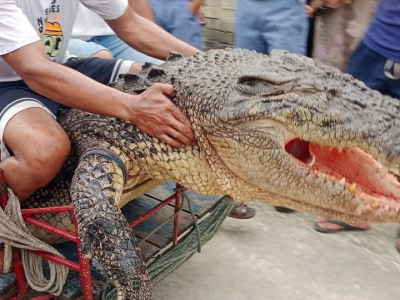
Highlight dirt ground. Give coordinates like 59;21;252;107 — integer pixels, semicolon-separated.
155;202;400;300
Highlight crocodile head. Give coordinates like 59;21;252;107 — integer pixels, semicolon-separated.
114;49;400;223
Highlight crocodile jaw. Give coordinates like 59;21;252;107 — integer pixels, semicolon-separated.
207;119;400;223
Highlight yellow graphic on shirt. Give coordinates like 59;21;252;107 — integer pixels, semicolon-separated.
41;22;63;58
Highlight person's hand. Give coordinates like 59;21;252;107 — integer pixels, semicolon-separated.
188;0;205;16
129;83;195;148
305;5;315;17
198;10;205;26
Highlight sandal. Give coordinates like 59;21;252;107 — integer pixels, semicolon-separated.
228;203;256;219
274;206;296;214
314;219;369;234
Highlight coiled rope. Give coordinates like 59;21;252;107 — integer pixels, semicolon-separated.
0;189;68;295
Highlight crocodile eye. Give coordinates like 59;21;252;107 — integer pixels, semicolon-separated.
236;76;273;95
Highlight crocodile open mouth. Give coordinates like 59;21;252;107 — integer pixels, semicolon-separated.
285;138;400;206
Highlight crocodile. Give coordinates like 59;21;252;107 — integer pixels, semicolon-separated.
13;48;400;299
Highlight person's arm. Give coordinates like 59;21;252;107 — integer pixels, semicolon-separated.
106;6;200;59
188;0;205;16
2;42;194;148
129;0;155;22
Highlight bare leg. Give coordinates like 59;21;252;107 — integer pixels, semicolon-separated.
90;50;144;74
0;108;71;201
130;61;144;73
91;49;114;60
397;227;400;253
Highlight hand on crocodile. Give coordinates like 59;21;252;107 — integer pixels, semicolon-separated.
130;83;195;148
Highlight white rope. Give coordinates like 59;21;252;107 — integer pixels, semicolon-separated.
0;188;68;295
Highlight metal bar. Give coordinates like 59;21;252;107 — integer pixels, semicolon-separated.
23;216;77;243
32;251;81;272
28;294;54;300
74;215;94;300
0;169;8;208
173;189;182;246
21;206;74;215
13;251;28;299
129;193;177;228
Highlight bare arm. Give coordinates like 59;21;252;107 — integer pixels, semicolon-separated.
129;0;155;22
2;42;194;147
106;6;200;59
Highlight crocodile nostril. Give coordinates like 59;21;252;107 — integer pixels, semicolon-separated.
328;88;338;97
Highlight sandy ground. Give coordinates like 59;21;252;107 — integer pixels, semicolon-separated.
155;202;400;300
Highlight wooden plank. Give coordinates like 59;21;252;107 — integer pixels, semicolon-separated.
58;272;106;300
122;195;196;249
146;182;223;218
120;178;163;208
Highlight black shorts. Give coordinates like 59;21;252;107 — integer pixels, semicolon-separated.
0;57;132;116
0;57;133;161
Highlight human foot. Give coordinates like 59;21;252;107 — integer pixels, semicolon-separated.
228;203;256;219
314;217;369;233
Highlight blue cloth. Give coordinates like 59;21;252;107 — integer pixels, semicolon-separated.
67;36;163;64
347;41;400;99
149;0;203;50
234;0;308;55
363;0;400;62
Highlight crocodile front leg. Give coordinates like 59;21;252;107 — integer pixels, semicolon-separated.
71;153;153;300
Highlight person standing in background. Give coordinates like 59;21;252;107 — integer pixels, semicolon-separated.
308;0;378;71
235;0;309;55
235;0;309;215
149;0;204;50
312;0;400;253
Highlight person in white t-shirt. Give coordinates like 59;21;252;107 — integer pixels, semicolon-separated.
67;1;163;64
0;0;199;203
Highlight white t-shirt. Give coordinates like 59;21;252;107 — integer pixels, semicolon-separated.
72;3;115;41
0;0;128;82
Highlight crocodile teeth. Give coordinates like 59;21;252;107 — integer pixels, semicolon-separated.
380;166;389;178
338;177;346;185
359;193;365;200
307;154;316;167
348;183;357;192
